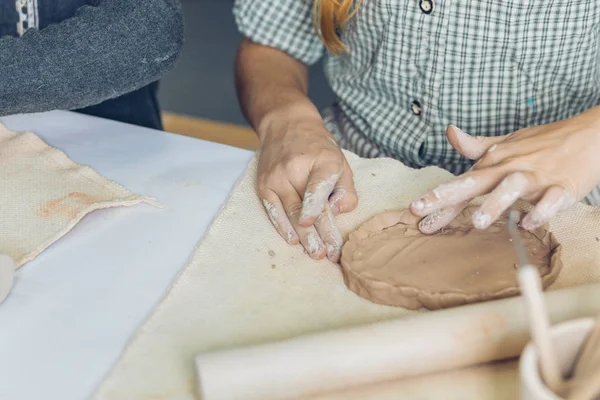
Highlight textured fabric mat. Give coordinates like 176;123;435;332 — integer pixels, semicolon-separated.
0;124;157;268
93;151;600;399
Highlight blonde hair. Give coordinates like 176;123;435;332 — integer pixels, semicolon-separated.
313;0;361;55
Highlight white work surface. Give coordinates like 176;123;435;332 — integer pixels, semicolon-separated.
0;111;253;400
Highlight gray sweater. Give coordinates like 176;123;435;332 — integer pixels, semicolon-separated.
0;0;184;129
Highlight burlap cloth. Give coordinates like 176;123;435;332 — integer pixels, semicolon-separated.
92;151;600;399
0;124;157;268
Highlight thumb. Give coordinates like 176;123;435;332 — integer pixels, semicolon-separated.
447;125;503;160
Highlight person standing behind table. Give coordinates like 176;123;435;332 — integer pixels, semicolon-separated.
0;0;184;130
233;0;600;263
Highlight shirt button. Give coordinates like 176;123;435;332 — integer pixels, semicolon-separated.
420;0;434;14
411;100;423;116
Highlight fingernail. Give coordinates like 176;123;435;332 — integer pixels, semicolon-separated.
306;232;324;257
451;125;466;137
473;211;491;229
418;211;443;234
326;244;341;263
263;199;280;229
329;189;346;215
521;217;541;232
329;201;341;215
286;230;298;245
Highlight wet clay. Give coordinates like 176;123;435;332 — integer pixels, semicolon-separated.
340;206;563;310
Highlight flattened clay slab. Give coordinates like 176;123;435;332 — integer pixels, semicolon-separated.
340;206;563;310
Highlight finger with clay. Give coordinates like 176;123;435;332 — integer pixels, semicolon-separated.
411;112;600;232
257;122;358;262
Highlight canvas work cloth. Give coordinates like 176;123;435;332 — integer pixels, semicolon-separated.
93;151;600;399
0;123;157;268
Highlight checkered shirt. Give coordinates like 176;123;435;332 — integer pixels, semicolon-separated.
234;0;600;205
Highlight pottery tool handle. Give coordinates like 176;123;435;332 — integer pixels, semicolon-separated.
519;264;564;393
508;209;563;392
195;283;600;400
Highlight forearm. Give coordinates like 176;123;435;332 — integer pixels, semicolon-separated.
235;39;323;141
0;0;183;116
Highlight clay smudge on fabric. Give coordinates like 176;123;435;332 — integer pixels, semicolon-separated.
36;192;98;218
301;173;340;220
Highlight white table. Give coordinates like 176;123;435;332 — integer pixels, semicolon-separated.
0;111;254;400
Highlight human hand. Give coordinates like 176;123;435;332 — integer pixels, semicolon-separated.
257;115;358;262
410;108;600;233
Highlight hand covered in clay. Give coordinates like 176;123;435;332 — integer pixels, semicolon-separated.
257;116;357;262
410;107;600;233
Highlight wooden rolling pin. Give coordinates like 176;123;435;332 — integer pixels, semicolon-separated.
195;283;600;400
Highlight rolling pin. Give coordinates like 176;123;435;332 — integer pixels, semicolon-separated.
195;283;600;400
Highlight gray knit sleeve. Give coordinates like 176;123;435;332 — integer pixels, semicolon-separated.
234;0;324;66
0;0;184;116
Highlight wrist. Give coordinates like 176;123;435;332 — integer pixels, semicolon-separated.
257;102;326;145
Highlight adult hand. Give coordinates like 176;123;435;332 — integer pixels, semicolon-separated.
410;108;600;233
257;115;358;262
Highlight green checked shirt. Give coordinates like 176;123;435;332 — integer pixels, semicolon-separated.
234;0;600;205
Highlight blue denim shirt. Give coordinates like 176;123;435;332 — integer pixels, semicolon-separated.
0;0;183;129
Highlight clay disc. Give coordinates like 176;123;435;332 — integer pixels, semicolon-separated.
340;206;563;310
